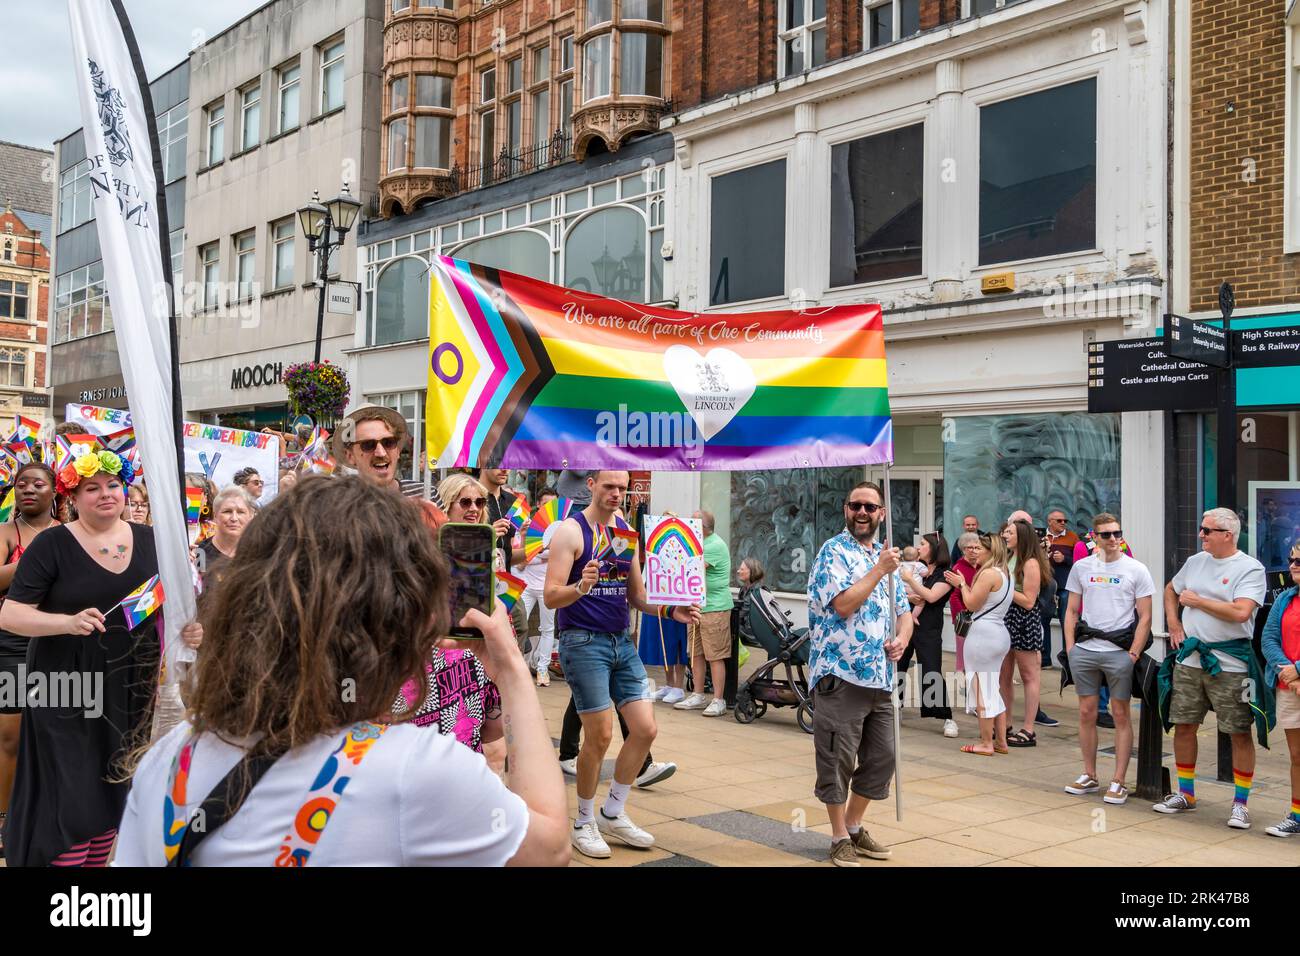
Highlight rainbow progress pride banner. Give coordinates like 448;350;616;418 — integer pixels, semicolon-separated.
426;257;892;471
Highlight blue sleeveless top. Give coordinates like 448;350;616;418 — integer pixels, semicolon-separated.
555;512;632;635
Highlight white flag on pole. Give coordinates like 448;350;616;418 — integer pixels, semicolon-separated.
68;0;197;677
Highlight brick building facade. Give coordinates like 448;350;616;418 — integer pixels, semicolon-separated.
0;141;53;420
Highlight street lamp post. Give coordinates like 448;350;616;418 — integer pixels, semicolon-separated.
297;183;362;363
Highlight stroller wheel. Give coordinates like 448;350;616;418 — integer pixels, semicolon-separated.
796;703;815;735
733;688;759;724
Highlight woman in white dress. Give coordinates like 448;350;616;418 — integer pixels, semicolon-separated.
944;534;1013;756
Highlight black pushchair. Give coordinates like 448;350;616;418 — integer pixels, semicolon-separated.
733;586;815;734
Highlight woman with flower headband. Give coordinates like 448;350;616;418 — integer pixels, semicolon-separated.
0;448;187;867
0;461;60;860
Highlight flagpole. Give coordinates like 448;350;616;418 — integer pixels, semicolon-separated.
108;0;186;494
883;460;902;823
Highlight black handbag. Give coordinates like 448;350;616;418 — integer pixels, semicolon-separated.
954;610;973;637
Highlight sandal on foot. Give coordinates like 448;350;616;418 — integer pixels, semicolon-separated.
960;744;994;756
994;744;1009;754
1007;729;1037;747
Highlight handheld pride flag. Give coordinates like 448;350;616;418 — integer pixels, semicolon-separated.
495;571;525;613
116;574;166;630
0;488;13;524
505;493;530;531
185;486;204;524
523;496;573;562
426;257;892;471
606;526;639;562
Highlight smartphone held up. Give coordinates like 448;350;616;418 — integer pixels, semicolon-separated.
439;522;496;639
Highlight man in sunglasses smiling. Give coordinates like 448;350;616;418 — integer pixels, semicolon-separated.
807;481;913;867
333;405;446;530
1156;508;1269;828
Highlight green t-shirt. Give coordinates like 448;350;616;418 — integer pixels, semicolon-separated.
702;533;733;612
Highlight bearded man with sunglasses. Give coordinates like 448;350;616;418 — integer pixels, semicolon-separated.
1062;513;1153;805
333;406;446;530
1156;508;1268;828
807;481;913;867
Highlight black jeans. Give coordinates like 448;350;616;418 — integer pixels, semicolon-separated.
559;696;654;775
897;624;952;720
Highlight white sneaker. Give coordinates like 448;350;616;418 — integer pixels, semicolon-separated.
635;761;677;789
650;685;671;702
570;820;611;858
1265;817;1300;838
942;719;959;738
1152;792;1196;814
559;758;577;775
673;693;709;710
702;698;727;717
1227;804;1251;830
597;809;655;848
661;687;685;705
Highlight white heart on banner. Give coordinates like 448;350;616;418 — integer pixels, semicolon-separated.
611;535;631;556
662;345;758;442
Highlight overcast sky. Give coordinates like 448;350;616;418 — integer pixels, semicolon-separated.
1;0;267;149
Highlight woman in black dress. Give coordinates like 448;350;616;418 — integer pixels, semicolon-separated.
899;533;957;737
0;450;160;867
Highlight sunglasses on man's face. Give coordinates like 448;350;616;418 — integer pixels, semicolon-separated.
456;497;488;510
846;501;882;514
1198;526;1228;536
354;437;402;454
1096;530;1123;540
1290;557;1300;568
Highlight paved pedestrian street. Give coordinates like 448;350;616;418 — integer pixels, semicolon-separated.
548;652;1300;868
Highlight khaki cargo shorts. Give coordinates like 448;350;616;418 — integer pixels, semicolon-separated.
1169;662;1254;734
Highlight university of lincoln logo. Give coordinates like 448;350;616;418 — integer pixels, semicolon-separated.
695;361;729;394
88;58;133;167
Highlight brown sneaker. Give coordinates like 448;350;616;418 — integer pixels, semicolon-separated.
829;838;861;867
850;828;892;860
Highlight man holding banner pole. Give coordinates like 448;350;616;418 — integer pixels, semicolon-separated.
807;480;912;867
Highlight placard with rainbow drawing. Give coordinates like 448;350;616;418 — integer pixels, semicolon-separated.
643;514;704;606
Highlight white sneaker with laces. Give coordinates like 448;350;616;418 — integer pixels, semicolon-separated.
673;693;709;710
660;687;685;705
570;821;611;858
1265;817;1300;838
635;761;678;789
559;758;577;775
1152;792;1196;814
597;810;655;848
942;719;959;738
702;698;727;717
650;685;671;702
1227;804;1251;830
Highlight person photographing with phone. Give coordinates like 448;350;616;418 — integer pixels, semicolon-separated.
807;481;913;867
545;470;700;859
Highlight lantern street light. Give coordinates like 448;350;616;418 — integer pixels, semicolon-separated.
297;183;362;362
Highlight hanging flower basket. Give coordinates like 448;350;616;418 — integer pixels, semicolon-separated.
283;361;350;428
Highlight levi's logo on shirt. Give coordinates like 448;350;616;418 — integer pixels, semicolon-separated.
1089;575;1121;585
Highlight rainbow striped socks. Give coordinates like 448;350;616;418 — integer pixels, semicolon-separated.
1290;799;1300;823
1232;768;1254;806
1176;763;1196;804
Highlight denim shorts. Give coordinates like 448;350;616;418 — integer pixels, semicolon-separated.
558;628;652;714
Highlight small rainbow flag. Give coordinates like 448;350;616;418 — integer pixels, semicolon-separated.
0;488;13;524
426;257;892;471
495;571;525;612
523;496;573;562
7;415;41;450
606;526;639;562
506;493;530;531
645;515;703;559
185;486;204;524
297;426;336;475
117;574;166;630
591;522;611;561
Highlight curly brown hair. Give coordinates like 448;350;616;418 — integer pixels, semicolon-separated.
183;474;449;757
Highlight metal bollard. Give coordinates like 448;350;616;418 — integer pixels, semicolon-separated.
1134;653;1170;801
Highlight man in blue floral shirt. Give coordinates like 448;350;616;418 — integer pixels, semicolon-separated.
807;480;913;867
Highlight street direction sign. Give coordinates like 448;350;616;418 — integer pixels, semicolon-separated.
1165;313;1230;368
1087;337;1219;413
1233;324;1300;369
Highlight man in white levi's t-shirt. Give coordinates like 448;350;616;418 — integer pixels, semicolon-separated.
1062;513;1154;806
1156;507;1268;829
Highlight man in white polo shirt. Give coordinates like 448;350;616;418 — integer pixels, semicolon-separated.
1062;512;1153;805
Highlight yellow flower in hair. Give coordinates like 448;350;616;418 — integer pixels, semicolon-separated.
74;453;102;478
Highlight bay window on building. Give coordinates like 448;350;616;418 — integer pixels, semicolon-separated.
580;0;666;104
780;0;827;76
979;77;1097;265
710;160;786;305
829;122;924;286
388;117;408;172
364;165;668;346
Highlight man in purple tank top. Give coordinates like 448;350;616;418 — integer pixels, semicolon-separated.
545;470;699;859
